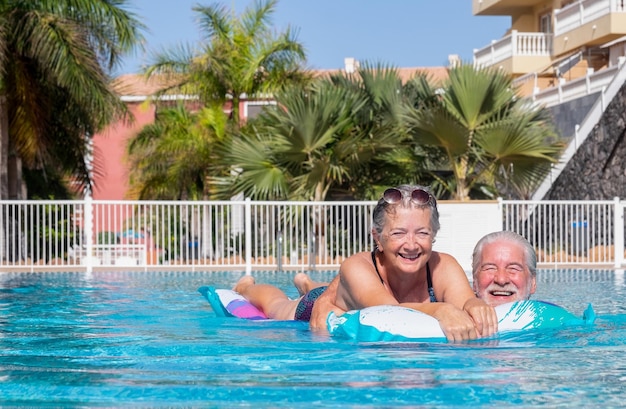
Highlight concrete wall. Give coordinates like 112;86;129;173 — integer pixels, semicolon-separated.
547;91;600;138
435;201;502;272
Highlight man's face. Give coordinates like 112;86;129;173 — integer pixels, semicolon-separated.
473;240;537;307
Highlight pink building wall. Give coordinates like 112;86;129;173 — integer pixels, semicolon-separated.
91;101;156;200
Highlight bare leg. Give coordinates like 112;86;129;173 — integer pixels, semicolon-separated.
233;275;256;292
293;272;329;296
233;275;299;320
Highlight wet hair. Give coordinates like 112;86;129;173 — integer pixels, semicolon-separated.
371;184;440;236
471;231;537;278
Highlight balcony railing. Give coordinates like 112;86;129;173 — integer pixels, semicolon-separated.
555;0;625;37
1;198;624;272
475;0;626;67
518;57;625;107
474;31;552;68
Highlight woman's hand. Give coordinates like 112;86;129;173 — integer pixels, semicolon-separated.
463;298;498;337
431;303;479;342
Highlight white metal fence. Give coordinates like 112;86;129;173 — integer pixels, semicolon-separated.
0;198;624;272
501;198;624;268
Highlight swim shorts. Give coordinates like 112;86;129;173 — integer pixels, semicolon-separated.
294;286;327;322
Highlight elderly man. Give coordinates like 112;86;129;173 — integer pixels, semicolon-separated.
471;231;537;307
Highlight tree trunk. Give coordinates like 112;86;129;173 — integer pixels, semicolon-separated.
8;153;25;199
456;156;470;201
0;98;8;200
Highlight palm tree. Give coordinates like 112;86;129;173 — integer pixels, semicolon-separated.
220;63;438;202
145;0;309;127
219;61;424;203
403;63;563;200
0;0;145;199
219;79;367;201
326;62;430;199
127;104;227;200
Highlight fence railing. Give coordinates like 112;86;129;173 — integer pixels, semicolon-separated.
1;198;624;272
501;198;624;267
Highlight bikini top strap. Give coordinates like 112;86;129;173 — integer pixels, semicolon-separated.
426;262;437;302
371;249;384;285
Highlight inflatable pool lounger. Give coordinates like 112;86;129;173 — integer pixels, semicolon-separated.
198;286;595;342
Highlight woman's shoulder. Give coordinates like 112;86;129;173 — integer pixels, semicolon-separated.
342;250;373;266
340;251;375;277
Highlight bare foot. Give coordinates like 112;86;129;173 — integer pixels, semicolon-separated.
233;275;255;294
294;272;313;296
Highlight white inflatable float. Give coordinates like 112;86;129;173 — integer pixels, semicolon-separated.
328;301;595;342
198;286;595;342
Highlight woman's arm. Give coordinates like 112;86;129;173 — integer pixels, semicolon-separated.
309;275;343;332
309;251;396;332
336;252;400;310
431;252;498;337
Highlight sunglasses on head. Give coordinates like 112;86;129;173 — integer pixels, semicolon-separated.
382;187;435;205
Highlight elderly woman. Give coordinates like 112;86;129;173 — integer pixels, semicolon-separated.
236;185;498;341
310;185;498;341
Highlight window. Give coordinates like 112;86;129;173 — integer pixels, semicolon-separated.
243;101;277;120
539;12;552;34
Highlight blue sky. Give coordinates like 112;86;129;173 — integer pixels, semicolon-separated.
117;0;510;75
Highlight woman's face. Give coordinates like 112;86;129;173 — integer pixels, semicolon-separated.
376;206;434;274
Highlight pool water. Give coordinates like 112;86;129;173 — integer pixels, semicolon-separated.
1;269;625;408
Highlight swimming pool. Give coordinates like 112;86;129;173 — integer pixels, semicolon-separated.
1;269;625;407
